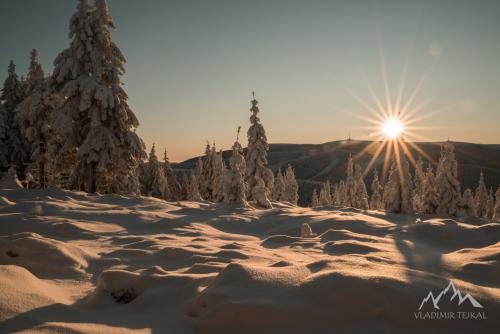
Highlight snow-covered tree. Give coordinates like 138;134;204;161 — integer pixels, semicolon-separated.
435;142;461;216
353;164;369;209
223;129;247;207
52;0;145;193
163;149;179;200
474;171;489;218
456;188;476;217
187;169;202;201
400;156;413;214
412;157;426;213
16;50;60;188
344;154;356;207
246;92;274;199
485;188;495;220
0;103;9;170
251;175;272;209
331;183;340;206
318;180;332;206
273;168;285;201
336;180;347;206
212;149;226;202
199;142;214;200
0;166;23;189
370;168;383;210
143;144;169;199
310;188;319;207
1;61;30;172
492;187;500;222
420;164;439;214
383;159;401;213
281;164;299;205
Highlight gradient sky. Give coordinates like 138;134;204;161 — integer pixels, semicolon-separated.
1;0;500;161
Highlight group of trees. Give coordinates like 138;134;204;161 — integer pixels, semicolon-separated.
311;142;500;221
0;0;146;193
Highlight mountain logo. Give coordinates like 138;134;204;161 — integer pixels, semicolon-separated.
418;280;483;310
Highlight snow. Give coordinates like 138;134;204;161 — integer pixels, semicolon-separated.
0;188;499;333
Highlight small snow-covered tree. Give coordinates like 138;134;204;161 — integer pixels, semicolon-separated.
273;168;285;201
474;171;489;218
370;168;383;210
300;223;316;238
0;103;9;170
319;180;332;206
353;164;369;209
0;165;23;189
336;180;347;206
420;164;439;214
187;169;202;201
485;188;495;220
251;176;272;209
1;61;30;172
212;149;226;202
281;164;299;205
163;149;179;200
311;188;319;207
456;188;476;217
246;92;274;199
492;187;500;222
143;144;169;199
199;142;214;200
223;129;247;207
412;157;426;213
344;154;356;207
435;142;461;216
400;156;413;214
383;159;401;213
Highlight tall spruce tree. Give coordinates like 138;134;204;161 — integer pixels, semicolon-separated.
223;127;247;207
273;168;285;201
282;164;299;205
246;92;274;199
143;144;169;199
1;61;30;172
370;168;383;210
52;0;145;193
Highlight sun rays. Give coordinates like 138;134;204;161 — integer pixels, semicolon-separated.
341;48;448;182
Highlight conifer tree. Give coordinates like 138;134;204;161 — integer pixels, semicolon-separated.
492;187;500;222
400;156;413;214
198;142;214;200
319;180;332;206
0;103;9;170
187;169;202;201
353;164;369;209
143;144;169;199
273;168;285;201
344;154;356;207
420;164;439;214
1;61;30;172
281;164;299;205
457;188;476;217
474;171;489;218
251;176;272;208
383;159;401;213
412;157;426;213
223;127;247;207
337;180;347;206
485;188;495;220
246;92;274;199
212;149;225;202
52;0;145;193
370;168;383;210
311;188;319;207
435;142;461;216
163;149;179;200
331;183;340;206
16;50;59;188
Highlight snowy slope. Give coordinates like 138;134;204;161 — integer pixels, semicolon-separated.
0;188;499;333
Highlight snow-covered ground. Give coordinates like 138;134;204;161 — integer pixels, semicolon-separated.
0;188;499;333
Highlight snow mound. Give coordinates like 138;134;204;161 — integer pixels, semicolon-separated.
323;240;379;255
0;265;69;321
0;233;98;278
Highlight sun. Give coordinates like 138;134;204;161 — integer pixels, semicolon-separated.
382;117;404;139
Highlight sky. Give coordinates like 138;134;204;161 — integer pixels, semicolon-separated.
1;0;500;161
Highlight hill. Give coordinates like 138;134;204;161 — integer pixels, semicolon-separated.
174;140;500;206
